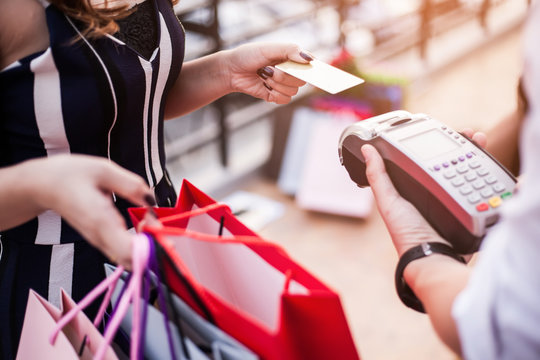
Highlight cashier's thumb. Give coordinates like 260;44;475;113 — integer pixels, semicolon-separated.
361;144;387;189
361;144;374;163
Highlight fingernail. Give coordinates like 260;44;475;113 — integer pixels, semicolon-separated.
144;193;157;206
300;51;314;62
361;145;371;162
263;82;273;91
262;66;274;77
256;68;268;80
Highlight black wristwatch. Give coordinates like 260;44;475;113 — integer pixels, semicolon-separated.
395;242;466;313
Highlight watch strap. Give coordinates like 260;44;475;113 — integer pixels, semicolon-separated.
395;242;466;313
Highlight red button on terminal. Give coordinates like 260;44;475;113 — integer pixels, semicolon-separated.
476;203;489;212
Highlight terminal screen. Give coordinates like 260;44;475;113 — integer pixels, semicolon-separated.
400;129;459;160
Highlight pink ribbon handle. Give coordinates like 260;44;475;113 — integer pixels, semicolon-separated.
49;233;150;360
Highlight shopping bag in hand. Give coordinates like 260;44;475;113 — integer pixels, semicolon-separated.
16;289;118;360
129;180;360;360
17;234;151;360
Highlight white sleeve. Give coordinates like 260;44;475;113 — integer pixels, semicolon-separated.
452;5;540;359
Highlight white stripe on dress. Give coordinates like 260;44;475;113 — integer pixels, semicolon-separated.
31;49;67;246
149;14;174;185
31;48;70;157
48;244;75;308
139;59;155;187
31;49;74;300
34;210;62;246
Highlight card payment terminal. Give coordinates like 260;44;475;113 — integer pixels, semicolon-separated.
338;111;517;253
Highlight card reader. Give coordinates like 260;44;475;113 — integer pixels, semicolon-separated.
338;110;517;253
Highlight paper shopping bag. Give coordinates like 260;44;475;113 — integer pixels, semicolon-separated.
129;180;360;360
16;289;117;360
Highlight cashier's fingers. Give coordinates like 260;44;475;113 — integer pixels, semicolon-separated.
460;128;487;148
362;144;447;255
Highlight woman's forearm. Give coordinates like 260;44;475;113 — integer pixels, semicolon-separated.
164;50;232;119
0;161;45;231
404;254;471;354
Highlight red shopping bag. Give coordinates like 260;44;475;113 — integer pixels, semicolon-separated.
129;180;360;360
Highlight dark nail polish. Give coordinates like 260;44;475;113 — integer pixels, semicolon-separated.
300;51;314;62
257;68;268;80
263;82;273;91
262;66;274;77
144;193;157;206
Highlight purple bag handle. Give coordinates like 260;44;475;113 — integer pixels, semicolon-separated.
145;235;181;360
100;235;185;360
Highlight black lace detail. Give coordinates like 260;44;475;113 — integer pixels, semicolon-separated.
115;1;158;60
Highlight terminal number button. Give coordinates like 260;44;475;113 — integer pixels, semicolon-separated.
468;193;481;204
460;184;473;195
443;169;457;179
451;177;465;187
465;173;477;182
477;167;489;177
493;183;506;193
472;180;485;190
456;165;468;174
480;187;494;198
485;175;497;184
469;160;481;169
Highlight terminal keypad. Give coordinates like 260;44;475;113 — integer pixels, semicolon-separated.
432;152;512;212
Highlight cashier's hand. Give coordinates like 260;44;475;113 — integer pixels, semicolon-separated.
224;42;311;104
362;130;487;257
361;144;446;256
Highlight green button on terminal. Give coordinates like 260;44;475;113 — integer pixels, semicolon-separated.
501;192;513;200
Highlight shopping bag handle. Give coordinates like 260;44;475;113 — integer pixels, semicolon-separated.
144;202;283;249
49;264;125;344
147;225;287;250
99;234;149;360
158;202;231;224
147;235;191;360
102;238;186;360
49;234;150;360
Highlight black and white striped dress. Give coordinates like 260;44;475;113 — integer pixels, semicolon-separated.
0;0;185;357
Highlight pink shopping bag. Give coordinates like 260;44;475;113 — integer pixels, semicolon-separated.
17;233;151;360
16;289;118;360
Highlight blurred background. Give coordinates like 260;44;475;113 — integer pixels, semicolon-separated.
164;0;528;359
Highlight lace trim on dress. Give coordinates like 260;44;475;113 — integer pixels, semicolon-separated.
115;0;158;60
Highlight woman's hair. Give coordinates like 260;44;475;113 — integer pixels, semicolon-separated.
48;0;179;39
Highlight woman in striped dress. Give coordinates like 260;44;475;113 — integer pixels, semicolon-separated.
0;0;310;357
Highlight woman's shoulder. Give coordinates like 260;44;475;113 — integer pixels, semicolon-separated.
0;0;49;71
